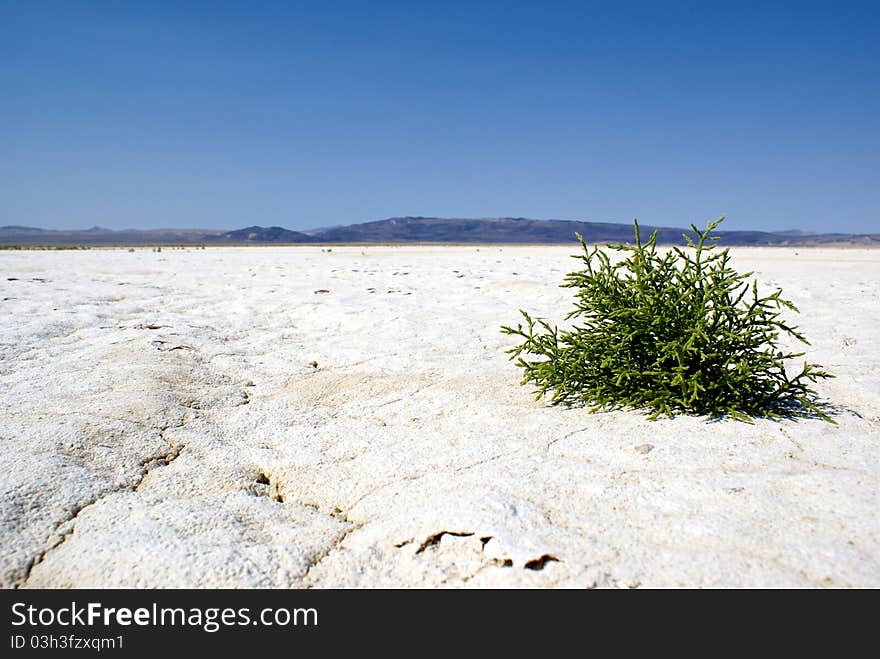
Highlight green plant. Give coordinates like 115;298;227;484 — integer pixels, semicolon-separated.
501;218;833;422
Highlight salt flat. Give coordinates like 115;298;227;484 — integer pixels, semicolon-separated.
1;245;878;588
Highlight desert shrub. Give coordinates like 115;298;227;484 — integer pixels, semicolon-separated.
501;218;833;421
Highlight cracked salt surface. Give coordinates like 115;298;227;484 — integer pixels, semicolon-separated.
1;246;878;587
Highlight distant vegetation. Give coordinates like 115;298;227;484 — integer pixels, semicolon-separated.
502;218;834;422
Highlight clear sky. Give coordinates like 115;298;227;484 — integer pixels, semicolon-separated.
2;1;878;233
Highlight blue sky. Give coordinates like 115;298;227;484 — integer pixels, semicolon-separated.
2;1;878;233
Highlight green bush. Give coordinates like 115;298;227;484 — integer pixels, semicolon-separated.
501;218;833;422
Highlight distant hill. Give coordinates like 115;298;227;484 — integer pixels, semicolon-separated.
210;226;315;243
0;225;315;245
1;218;877;246
310;217;879;246
311;216;752;244
0;226;223;245
308;217;880;246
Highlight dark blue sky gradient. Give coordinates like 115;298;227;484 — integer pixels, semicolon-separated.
2;1;878;232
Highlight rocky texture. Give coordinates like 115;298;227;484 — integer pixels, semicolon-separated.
1;246;878;587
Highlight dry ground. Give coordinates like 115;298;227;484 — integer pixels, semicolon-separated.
1;245;877;587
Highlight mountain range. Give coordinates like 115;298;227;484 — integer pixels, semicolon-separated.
1;217;877;246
